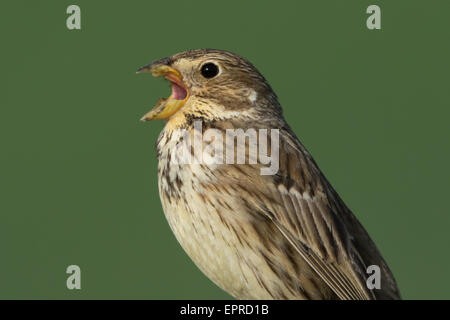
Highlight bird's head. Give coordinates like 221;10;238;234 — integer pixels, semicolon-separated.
137;49;282;126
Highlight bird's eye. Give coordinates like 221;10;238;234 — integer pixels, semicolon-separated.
200;63;219;79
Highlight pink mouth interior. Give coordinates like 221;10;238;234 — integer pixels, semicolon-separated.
171;82;187;100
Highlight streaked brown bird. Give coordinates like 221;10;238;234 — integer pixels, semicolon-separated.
137;49;401;300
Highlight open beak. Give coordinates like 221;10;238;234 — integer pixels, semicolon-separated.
137;62;189;121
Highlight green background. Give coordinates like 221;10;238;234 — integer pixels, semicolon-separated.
1;0;449;299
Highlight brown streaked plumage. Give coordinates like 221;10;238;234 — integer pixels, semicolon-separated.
138;49;401;300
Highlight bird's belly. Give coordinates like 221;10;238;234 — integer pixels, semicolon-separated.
159;180;277;299
161;195;248;298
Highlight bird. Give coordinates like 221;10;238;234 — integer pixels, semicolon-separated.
137;49;401;300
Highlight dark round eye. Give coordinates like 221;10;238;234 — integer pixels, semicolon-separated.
201;63;219;79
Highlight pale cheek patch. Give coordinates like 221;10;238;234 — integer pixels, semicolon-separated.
248;89;258;103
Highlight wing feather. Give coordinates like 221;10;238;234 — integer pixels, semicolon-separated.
217;121;400;299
